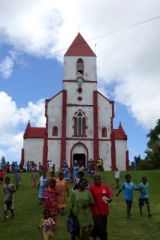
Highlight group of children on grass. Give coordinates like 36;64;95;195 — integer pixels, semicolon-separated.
0;170;152;240
37;172;152;240
117;174;152;219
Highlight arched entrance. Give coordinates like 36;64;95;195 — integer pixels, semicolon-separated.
70;142;88;168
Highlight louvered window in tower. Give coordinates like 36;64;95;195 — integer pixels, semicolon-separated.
77;58;84;75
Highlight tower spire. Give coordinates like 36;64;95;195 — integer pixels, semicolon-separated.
64;33;96;57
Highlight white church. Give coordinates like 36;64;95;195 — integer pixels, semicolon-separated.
21;33;129;171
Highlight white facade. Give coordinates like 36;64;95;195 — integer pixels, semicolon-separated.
22;33;128;171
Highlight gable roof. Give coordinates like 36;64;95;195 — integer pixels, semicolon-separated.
113;122;127;140
64;33;96;57
24;121;45;139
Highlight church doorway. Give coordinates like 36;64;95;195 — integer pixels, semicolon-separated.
71;142;88;168
73;153;86;167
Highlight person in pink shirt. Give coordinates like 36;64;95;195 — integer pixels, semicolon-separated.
89;174;112;240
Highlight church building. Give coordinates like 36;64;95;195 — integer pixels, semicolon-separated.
21;33;129;171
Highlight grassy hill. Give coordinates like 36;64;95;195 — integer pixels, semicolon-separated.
0;170;160;240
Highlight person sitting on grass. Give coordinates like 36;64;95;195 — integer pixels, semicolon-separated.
39;209;56;240
117;174;137;219
3;176;16;221
138;176;152;217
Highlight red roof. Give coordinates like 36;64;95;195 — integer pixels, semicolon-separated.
24;122;45;139
64;33;96;57
113;123;127;140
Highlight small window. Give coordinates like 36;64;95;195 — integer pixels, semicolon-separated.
102;127;107;137
52;126;58;136
77;58;84;75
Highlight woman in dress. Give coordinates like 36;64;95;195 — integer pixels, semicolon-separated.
44;179;58;222
56;172;69;215
38;171;48;204
71;178;94;240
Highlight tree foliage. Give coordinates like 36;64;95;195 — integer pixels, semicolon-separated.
145;119;160;168
132;119;160;170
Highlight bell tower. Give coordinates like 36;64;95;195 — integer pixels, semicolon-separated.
63;33;97;104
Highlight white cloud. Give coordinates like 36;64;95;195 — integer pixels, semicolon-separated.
0;91;45;162
0;0;160;132
0;56;14;78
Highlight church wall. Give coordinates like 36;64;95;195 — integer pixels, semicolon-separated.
99;141;112;170
47;92;62;138
64;56;96;81
115;140;127;170
97;93;112;138
64;82;97;105
24;139;43;165
48;140;61;171
66;106;94;138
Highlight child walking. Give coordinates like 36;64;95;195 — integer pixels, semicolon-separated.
117;174;137;219
138;176;152;217
39;209;56;240
3;176;16;220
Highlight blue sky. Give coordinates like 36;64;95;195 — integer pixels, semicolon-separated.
0;0;160;163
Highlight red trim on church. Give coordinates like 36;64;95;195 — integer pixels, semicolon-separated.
43;100;48;170
63;80;97;83
126;150;129;170
93;91;99;161
110;131;116;170
48;137;111;141
110;101;114;130
61;90;67;168
20;148;24;168
46;90;63;102
64;33;96;57
67;104;93;107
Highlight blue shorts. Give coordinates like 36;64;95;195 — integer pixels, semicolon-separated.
139;198;149;206
125;200;133;207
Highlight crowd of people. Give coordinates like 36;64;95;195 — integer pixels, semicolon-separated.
0;160;152;240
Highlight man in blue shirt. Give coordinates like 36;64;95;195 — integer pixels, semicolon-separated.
117;174;137;219
138;177;152;217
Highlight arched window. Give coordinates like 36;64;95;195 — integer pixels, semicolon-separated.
102;127;107;137
52;126;58;136
77;58;84;75
73;110;87;136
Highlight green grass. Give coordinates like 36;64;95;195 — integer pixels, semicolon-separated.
0;170;160;240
